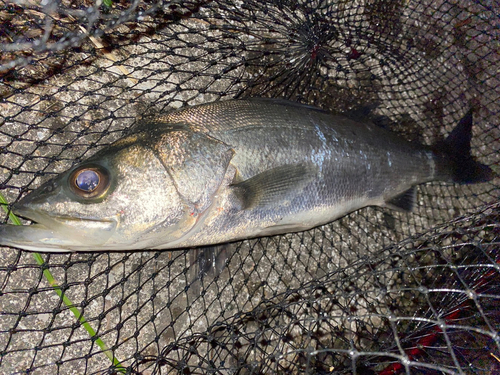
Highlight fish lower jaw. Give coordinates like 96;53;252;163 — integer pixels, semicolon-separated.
0;223;80;252
0;214;119;252
53;216;117;229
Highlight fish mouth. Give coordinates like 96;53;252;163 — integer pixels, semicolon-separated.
0;206;118;252
13;206;116;230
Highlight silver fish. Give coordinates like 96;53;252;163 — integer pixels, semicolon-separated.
0;99;493;252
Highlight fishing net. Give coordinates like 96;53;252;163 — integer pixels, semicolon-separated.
1;0;499;373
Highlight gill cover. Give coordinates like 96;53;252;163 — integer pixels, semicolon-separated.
149;126;234;213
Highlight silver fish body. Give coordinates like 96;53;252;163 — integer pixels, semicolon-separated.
0;99;493;252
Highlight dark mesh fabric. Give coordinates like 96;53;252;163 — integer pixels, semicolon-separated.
0;0;499;374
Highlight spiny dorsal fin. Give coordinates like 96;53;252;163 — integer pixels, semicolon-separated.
245;98;329;113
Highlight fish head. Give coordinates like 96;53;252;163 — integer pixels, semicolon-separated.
1;135;197;252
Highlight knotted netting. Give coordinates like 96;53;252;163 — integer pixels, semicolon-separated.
0;0;499;374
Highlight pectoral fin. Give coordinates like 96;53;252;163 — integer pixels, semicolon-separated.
385;187;416;212
232;164;317;210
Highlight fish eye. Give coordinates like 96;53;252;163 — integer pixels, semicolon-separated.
69;165;110;199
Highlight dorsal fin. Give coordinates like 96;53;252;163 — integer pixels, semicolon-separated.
245;98;330;113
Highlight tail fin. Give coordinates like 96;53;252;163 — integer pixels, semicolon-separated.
433;110;494;184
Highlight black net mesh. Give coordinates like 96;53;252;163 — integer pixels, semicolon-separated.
0;0;499;373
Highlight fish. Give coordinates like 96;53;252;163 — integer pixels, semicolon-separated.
0;98;494;252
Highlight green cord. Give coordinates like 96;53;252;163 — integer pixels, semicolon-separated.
0;193;125;373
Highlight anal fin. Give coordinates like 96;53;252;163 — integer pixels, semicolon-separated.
385;187;416;212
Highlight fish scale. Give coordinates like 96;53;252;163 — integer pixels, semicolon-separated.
0;99;493;252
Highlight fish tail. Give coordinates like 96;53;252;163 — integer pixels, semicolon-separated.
433;109;495;184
